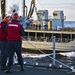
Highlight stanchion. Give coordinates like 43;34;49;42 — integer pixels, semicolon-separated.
52;36;56;66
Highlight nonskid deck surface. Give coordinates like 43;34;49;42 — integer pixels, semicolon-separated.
0;65;75;75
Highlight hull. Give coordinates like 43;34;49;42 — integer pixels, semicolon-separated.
22;40;75;52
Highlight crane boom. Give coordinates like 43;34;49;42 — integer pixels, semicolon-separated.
27;0;36;18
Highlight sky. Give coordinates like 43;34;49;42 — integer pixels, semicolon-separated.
0;0;75;21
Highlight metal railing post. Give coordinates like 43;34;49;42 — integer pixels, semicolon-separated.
52;36;56;66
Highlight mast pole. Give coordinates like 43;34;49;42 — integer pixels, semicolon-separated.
23;0;25;17
1;0;5;19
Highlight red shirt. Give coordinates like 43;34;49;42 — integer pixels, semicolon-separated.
0;23;7;41
7;21;22;40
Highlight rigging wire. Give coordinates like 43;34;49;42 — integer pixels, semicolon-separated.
36;0;46;10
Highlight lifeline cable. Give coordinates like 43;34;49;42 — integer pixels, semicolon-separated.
22;37;75;71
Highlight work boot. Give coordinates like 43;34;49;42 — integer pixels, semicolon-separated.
4;66;11;73
5;70;11;73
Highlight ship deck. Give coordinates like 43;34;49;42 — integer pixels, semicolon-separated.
25;29;75;34
0;65;74;75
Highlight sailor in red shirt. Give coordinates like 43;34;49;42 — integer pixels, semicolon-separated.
0;16;10;70
5;13;25;73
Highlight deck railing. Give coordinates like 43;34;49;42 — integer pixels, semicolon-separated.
23;36;72;43
22;36;75;71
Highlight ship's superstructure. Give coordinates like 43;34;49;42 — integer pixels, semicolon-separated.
37;10;48;30
52;11;64;30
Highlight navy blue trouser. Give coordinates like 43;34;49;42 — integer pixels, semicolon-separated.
0;41;8;67
7;40;23;67
0;41;1;64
